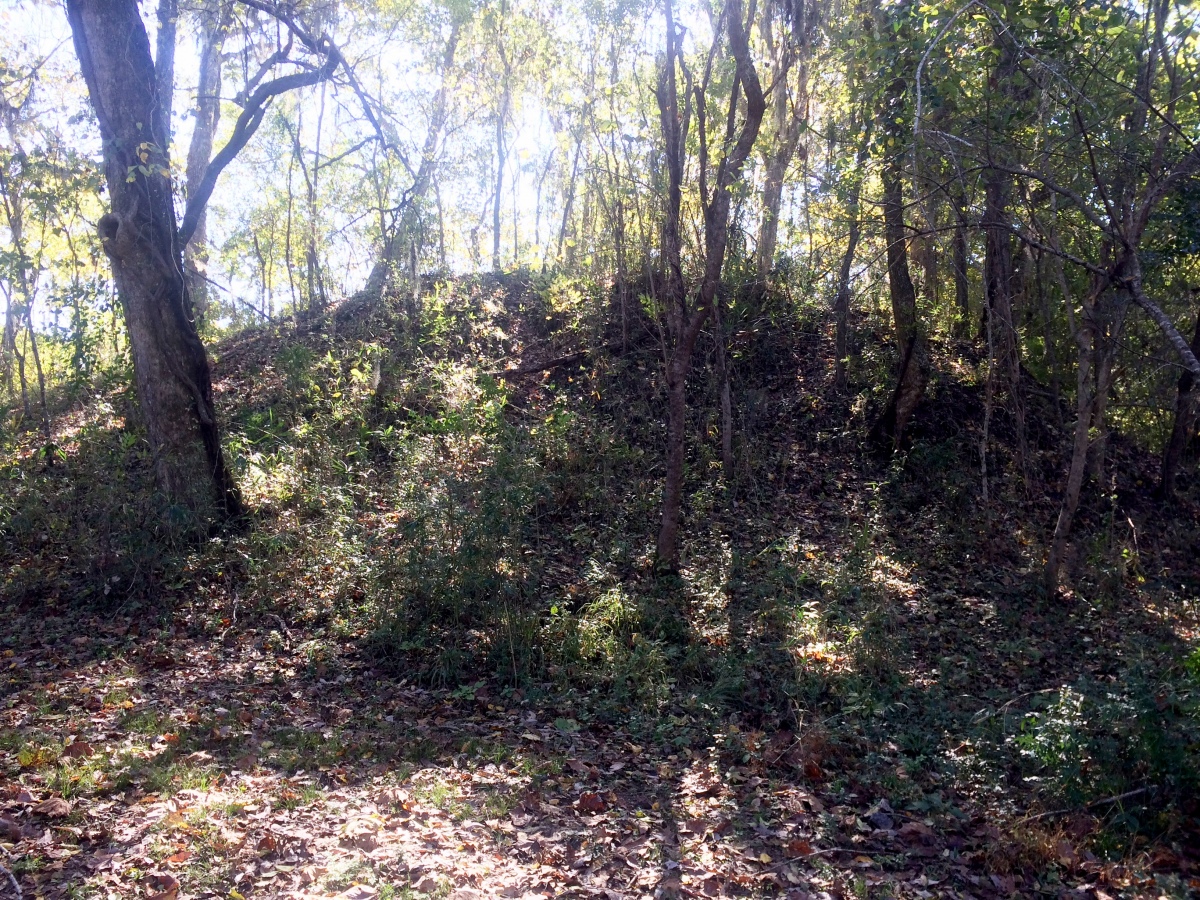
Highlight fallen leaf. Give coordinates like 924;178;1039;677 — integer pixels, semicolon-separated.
576;792;607;814
785;838;812;857
33;797;72;818
144;872;180;900
0;817;24;841
61;741;95;759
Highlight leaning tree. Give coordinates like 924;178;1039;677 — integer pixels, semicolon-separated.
64;0;339;517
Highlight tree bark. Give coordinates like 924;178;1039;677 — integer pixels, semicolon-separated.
1;291;14;398
1158;311;1200;499
183;1;228;323
833;119;870;391
654;0;689;571
350;25;459;310
712;292;734;481
983;167;1030;486
0;161;51;442
871;155;926;446
755;0;813;282
953;200;969;338
154;0;177;149
65;0;241;518
492;55;511;273
1044;268;1128;591
655;0;765;571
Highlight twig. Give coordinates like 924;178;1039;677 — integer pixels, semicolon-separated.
0;843;22;900
765;846;867;872
971;687;1059;725
1022;786;1153;823
219;590;240;643
267;613;293;648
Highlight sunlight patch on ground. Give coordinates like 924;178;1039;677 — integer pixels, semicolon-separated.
869;552;922;599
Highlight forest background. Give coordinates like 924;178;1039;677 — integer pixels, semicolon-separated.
2;0;1200;897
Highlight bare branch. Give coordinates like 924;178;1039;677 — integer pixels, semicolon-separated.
179;55;336;247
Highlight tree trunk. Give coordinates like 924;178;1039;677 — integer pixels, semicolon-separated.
0;153;50;441
758;150;792;281
833;121;869;392
953;201;969;338
655;0;764;571
755;0;812;282
1158;311;1200;498
1046;294;1099;590
66;0;241;518
492;74;510;273
1044;275;1127;591
872;157;926;445
183;1;228;324
654;0;690;572
712;292;734;481
983;168;1030;486
154;0;177;148
353;24;459;306
1;292;15;397
556;130;583;264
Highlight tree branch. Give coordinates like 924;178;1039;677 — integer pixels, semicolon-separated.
178;56;336;248
1128;257;1200;378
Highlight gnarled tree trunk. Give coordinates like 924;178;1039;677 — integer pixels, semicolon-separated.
66;0;241;517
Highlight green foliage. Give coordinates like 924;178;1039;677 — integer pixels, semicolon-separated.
1014;671;1200;818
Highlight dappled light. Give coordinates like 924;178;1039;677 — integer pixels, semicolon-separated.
3;0;1200;897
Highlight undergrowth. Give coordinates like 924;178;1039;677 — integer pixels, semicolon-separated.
2;271;1198;865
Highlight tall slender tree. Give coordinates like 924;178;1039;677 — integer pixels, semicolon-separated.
655;0;765;571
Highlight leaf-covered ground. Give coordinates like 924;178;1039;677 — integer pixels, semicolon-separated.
2;275;1199;898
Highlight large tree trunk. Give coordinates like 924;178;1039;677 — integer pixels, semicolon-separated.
1158;311;1200;498
183;1;228;324
872;157;926;445
66;0;241;518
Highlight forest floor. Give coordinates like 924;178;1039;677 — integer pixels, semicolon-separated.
2;274;1199;899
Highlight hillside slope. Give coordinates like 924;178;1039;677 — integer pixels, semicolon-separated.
2;275;1198;898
